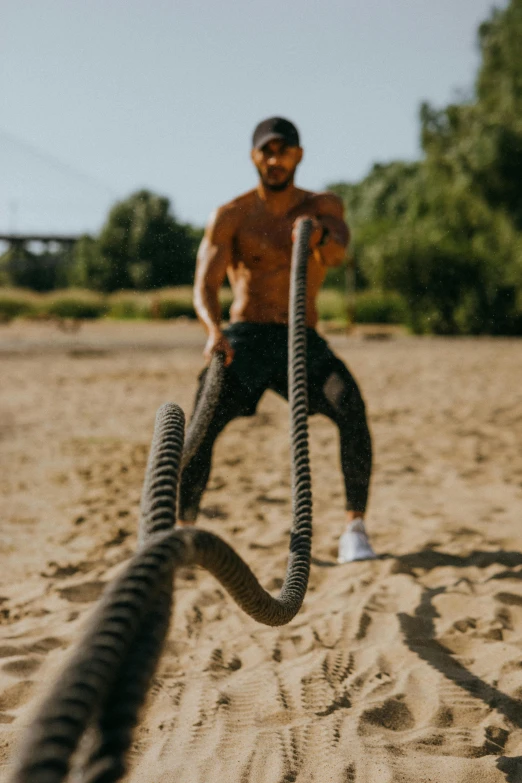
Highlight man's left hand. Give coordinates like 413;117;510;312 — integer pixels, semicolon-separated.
292;216;324;249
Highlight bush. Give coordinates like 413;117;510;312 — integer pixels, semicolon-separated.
0;288;39;321
42;289;107;319
0;247;71;292
152;287;196;319
150;287;233;320
354;291;407;324
317;289;347;321
107;291;152;319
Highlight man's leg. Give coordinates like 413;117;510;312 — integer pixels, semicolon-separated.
269;330;373;525
308;351;376;562
315;363;372;514
268;330;375;560
179;324;277;524
178;371;247;525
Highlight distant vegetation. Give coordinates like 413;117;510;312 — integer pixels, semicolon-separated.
1;1;522;333
329;0;522;334
0;190;203;295
0;286;355;324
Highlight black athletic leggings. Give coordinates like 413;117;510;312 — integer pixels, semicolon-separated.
178;324;372;522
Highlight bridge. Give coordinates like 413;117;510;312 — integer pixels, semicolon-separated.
0;233;80;251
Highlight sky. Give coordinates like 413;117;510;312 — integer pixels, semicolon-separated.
0;0;505;235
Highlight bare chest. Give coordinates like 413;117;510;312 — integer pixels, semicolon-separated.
233;213;294;270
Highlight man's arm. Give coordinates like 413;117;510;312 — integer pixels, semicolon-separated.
193;205;236;364
311;192;350;268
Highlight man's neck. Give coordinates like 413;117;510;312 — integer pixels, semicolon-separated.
256;181;300;215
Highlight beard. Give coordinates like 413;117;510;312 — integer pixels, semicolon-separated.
258;168;295;192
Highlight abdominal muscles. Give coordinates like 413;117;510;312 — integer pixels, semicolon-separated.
228;266;321;326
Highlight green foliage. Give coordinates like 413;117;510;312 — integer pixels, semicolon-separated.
106;292;152;319
98;190;198;292
323;264;348;290
316;289;407;324
0;286;410;328
151;287;196;319
354;291;407;325
316;289;347;322
5;2;522;338
0;194;203;296
42;290;107;319
149;287;233;320
330;0;522;336
0;244;73;292
67;235;109;290
0;288;39;321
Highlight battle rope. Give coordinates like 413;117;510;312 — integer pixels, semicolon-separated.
180;351;224;473
10;218;314;783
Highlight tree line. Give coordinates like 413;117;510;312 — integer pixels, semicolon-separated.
0;190;203;293
330;0;522;334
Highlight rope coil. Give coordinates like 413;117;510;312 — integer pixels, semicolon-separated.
10;218;314;783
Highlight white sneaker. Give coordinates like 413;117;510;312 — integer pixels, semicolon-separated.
337;518;377;563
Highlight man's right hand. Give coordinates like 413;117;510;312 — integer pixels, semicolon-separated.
204;330;234;366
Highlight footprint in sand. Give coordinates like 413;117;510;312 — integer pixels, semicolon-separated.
0;646;22;659
0;634;65;726
0;680;35;724
433;704;454;727
2;658;42;676
359;695;415;733
355;611;372;641
494;591;522;607
25;637;64;654
0;637;63;660
43;560;95;579
321;650;355;689
205;647;242;677
58;580;106;603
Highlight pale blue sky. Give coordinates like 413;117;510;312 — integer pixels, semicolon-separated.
0;0;504;234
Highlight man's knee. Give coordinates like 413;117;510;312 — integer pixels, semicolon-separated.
323;370;367;419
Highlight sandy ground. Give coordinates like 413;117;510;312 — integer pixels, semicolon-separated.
1;320;522;783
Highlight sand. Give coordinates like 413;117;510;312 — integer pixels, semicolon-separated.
1;320;522;783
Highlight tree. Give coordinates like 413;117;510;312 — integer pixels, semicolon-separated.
0;242;72;291
98;190;199;292
67;235;109;290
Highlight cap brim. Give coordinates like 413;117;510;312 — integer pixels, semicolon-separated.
253;132;293;150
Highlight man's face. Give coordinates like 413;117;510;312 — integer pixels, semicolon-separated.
251;139;303;191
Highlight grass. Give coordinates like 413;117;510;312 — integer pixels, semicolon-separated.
353;291;407;324
106;292;153;320
317;289;347;322
0;288;41;321
42;289;107;319
0;286;407;326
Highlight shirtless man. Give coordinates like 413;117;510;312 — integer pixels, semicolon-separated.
178;117;376;562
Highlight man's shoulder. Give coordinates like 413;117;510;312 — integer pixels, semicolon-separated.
206;190;257;240
214;190;257;222
300;189;344;215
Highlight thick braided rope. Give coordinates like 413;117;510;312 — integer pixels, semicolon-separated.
286;217;313;604
11;404;187;783
139;403;185;544
79;577;174;783
79;404;188;783
10;219;314;783
181;352;224;471
10;530;187;783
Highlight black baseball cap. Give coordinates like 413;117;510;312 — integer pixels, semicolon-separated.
252;117;300;150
